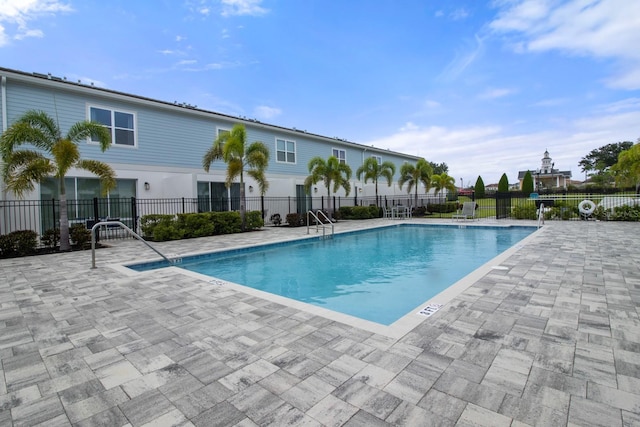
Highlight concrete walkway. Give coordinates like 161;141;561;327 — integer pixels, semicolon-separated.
0;219;638;426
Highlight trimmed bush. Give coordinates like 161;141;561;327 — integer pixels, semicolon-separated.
177;213;215;238
286;213;302;227
153;222;185;241
211;211;242;234
41;228;60;249
427;202;458;213
0;230;38;257
141;214;176;238
245;210;264;230
70;223;91;249
512;204;537;220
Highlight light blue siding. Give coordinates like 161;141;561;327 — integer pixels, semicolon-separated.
2;70;420;181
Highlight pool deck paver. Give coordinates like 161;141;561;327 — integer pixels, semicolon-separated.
0;219;639;426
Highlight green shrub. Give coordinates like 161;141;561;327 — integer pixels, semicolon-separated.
0;230;39;257
338;206;353;219
177;213;215;238
351;206;375;219
428;202;458;213
210;211;242;234
512;204;537;219
413;206;428;217
153;223;185;241
245;210;264;230
610;205;640;221
140;214;175;238
41;228;60;249
286;213;302;227
70;223;91;248
0;233;17;257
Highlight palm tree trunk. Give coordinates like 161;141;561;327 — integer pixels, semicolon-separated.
239;173;246;231
59;193;71;252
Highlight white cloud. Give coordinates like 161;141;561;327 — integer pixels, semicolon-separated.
490;0;640;89
220;0;268;17
439;34;485;81
478;87;516;99
362;108;640;184
254;105;281;120
0;0;72;46
450;8;469;20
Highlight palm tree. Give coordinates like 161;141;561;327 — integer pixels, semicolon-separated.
431;173;457;202
356;157;396;205
304;155;352;213
398;158;433;207
1;110;116;251
202;123;270;230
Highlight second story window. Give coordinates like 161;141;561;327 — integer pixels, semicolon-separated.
332;148;346;164
276;138;296;163
89;106;135;147
372;155;381;164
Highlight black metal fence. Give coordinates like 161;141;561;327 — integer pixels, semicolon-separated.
1;191;638;241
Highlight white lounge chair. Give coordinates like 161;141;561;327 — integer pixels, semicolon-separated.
452;202;477;221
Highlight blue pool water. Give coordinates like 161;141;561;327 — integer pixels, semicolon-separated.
130;224;534;325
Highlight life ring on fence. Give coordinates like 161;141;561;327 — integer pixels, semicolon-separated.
578;199;596;216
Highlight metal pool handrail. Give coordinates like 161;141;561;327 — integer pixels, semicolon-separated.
90;220;173;268
537;202;545;228
307;210;334;238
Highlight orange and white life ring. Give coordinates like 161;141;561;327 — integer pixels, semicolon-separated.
578;199;596;216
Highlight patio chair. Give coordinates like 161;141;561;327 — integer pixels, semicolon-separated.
452;202;477;221
382;206;393;219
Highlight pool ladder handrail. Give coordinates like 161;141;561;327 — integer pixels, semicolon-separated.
90;220;175;268
307;210;334;238
537;202;545;228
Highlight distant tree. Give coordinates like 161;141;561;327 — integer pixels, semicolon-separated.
431;173;456;201
522;171;534;194
202;123;270;230
498;173;509;192
611;143;640;192
356;157;395;204
474;176;485;199
0;110;116;251
429;161;448;175
579;141;633;186
304;155;352;212
399;158;433;207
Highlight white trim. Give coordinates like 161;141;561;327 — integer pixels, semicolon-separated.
86;103;138;148
275;137;296;164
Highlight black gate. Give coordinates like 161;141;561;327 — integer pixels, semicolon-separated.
495;192;511;219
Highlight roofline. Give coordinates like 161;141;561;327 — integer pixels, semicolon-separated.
0;67;421;160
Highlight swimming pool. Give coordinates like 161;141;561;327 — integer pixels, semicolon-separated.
129;224;535;325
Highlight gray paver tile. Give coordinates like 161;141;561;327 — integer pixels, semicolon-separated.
306;394;359;427
568;395;623;427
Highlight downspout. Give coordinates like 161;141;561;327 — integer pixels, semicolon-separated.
1;75;6;131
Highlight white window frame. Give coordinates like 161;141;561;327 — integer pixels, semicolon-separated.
276;138;296;164
332;148;346;164
371;155;382;164
216;127;230;139
87;105;137;148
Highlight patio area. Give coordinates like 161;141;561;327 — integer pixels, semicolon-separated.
0;219;638;426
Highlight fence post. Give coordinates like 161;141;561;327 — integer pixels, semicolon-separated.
261;195;265;219
181;197;185;213
51;198;57;228
92;197;99;222
131;197;138;233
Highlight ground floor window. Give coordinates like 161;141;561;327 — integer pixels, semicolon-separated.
197;182;240;212
40;177;137;231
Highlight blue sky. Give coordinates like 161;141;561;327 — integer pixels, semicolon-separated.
2;0;640;186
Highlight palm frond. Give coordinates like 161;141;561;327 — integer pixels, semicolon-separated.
67;121;111;150
76;159;117;195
